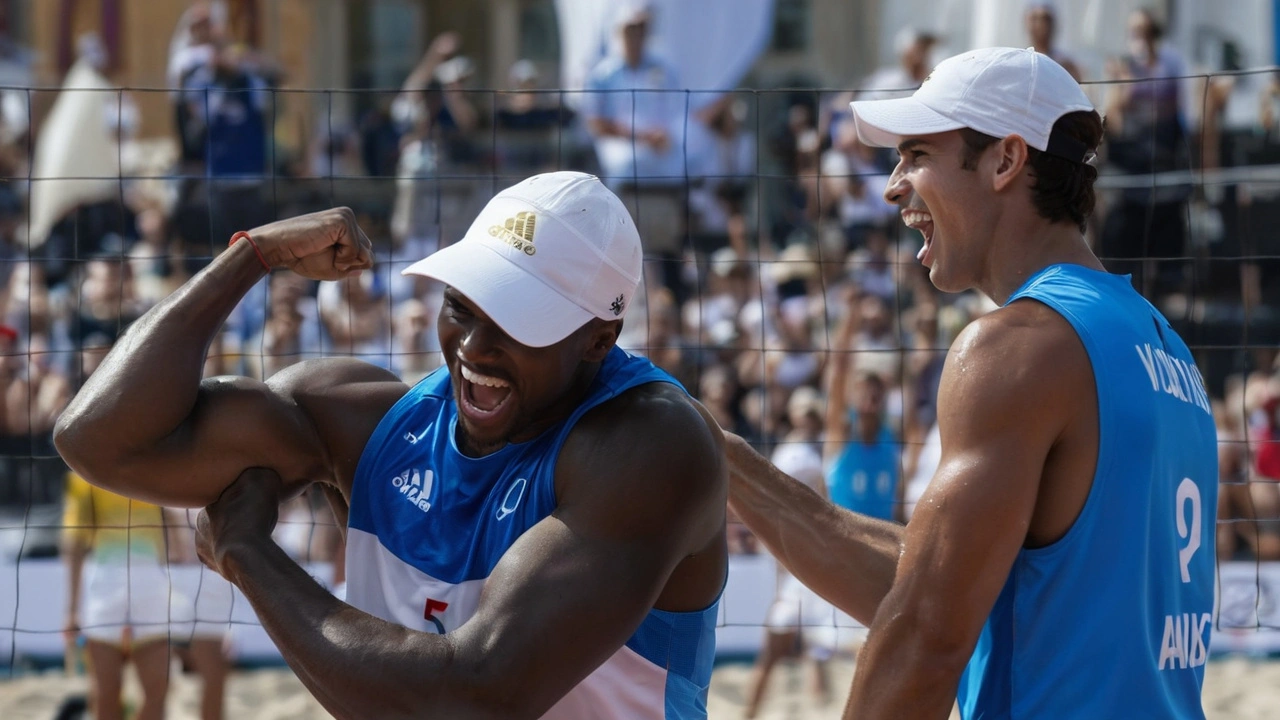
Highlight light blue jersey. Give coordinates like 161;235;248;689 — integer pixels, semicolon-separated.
826;426;900;521
345;346;721;720
958;264;1217;719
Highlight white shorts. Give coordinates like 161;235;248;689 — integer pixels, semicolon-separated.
765;573;839;660
81;558;176;646
169;566;236;642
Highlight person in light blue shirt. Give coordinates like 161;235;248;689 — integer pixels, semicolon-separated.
583;1;686;189
726;47;1217;719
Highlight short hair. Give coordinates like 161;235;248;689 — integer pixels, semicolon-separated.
958;110;1104;233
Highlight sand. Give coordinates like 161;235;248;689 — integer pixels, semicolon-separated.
1;654;1277;719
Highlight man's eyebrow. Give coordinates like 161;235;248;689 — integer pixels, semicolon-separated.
897;139;930;154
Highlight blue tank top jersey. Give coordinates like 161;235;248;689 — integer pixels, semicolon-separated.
826;426;900;521
344;346;721;720
958;264;1217;719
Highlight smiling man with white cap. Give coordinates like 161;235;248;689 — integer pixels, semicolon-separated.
55;171;729;719
722;47;1217;719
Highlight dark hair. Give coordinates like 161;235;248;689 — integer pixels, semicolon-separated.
958;110;1104;232
1133;7;1164;41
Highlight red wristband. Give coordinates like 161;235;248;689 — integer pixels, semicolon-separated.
229;231;272;272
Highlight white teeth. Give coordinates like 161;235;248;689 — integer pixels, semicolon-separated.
460;364;510;388
902;210;932;228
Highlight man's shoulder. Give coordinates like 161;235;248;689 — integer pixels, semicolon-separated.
583;380;704;436
949;304;1089;393
565;381;721;479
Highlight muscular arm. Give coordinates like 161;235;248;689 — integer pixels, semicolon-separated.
845;310;1082;719
726;433;902;625
215;386;726;719
54;209;374;508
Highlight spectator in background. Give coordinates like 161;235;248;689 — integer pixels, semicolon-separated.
744;386;835;718
822;287;902;523
317;270;391;370
823;27;939;148
61;335;175;720
585;0;689;298
495;59;578;175
128;204;182;310
1247;369;1280;560
1025;1;1082;81
74;256;143;346
686;94;756;257
1215;384;1258;561
2;330;70;439
390;32;480;269
173;23;273;272
632;286;698;391
391;297;442;385
1101;7;1192;298
166;507;235;720
820;122;896;253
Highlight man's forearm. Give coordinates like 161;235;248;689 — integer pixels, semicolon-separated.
726;436;902;625
844;585;968;720
223;539;478;720
54;243;266;479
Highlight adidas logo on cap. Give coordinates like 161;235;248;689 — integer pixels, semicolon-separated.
489;211;537;255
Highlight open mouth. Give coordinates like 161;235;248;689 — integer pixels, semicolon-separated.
902;208;934;267
458;364;514;424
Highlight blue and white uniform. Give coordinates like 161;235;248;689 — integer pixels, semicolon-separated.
959;264;1218;719
346;346;720;719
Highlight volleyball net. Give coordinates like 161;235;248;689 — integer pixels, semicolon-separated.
1;70;1279;669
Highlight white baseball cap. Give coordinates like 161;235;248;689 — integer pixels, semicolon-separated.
402;171;643;348
850;46;1095;162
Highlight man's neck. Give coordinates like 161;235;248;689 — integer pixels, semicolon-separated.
978;219;1105;306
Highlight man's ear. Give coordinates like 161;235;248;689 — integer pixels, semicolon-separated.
582;319;622;362
992;134;1030;193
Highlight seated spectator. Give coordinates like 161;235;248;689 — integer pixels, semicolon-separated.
686;94;756;255
73;257;143;346
495;59;576;175
819;122;895;252
585;1;689;295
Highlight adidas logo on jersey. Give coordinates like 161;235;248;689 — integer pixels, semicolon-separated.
489;211;537;255
391;468;434;513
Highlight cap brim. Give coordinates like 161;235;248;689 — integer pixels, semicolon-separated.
402;241;594;349
850;96;965;149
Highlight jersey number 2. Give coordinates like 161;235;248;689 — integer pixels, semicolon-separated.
1176;478;1201;584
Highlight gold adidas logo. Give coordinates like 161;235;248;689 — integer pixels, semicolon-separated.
489;212;537;255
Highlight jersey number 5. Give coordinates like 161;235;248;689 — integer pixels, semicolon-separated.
1175;478;1201;584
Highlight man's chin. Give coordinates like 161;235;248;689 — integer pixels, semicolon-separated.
456;419;511;456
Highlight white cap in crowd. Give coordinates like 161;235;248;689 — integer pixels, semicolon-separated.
403;172;643;348
850;46;1095;162
615;0;654;28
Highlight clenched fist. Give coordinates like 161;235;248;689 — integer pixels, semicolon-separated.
247;207;375;280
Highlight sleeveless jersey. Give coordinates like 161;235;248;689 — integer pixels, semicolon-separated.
826;426;900;521
346;346;721;720
958;264;1218;719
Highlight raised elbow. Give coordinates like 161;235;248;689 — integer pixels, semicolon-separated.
53;408;121;488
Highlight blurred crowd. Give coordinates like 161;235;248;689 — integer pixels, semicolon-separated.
1;0;1280;587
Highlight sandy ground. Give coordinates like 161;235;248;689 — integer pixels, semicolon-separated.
1;655;1278;719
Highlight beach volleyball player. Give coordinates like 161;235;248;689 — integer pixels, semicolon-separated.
55;171;727;719
726;48;1218;718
